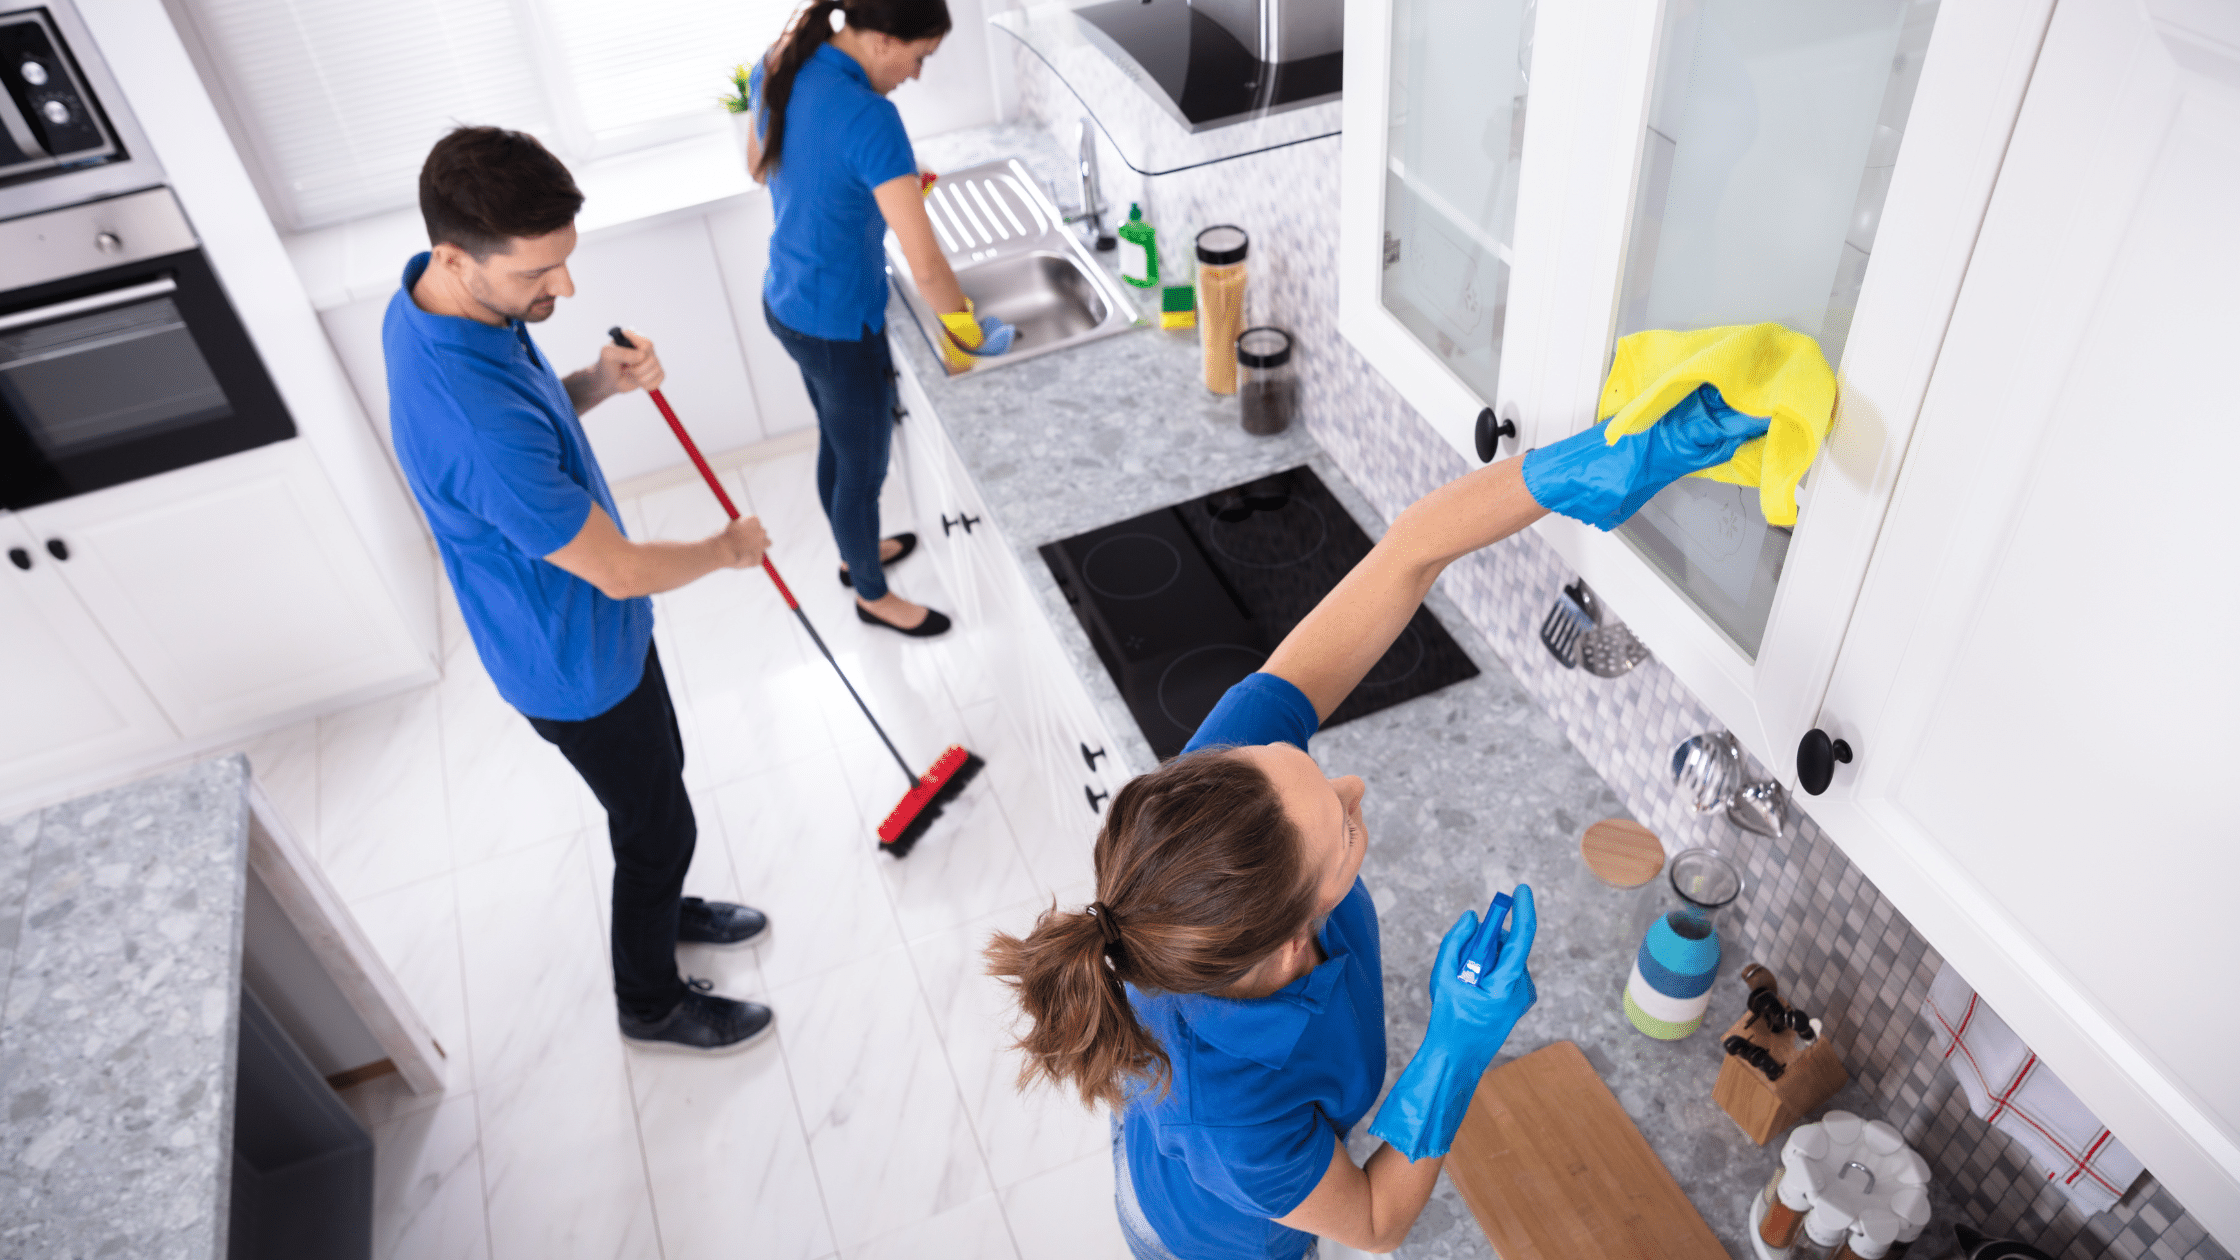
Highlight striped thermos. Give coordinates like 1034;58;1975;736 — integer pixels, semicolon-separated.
1623;908;1720;1039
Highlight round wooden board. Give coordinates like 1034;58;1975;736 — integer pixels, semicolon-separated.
1581;819;1664;888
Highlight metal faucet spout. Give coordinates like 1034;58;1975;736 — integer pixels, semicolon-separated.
1076;118;1116;252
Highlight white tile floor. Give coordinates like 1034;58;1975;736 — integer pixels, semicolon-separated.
242;442;1131;1260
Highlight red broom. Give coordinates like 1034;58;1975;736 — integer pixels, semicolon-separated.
610;328;982;857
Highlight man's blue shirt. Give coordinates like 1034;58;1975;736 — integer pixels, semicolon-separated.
750;44;918;340
1125;673;1388;1259
383;253;653;721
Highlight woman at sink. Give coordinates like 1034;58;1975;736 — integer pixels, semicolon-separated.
743;0;1015;636
986;394;1771;1258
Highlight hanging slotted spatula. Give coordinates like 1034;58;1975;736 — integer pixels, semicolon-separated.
1539;580;1598;668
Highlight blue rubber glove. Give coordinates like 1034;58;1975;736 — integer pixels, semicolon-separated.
1520;384;1770;530
1368;884;1539;1162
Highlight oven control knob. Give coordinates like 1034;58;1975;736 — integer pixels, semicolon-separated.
95;232;122;254
40;99;70;127
21;61;49;87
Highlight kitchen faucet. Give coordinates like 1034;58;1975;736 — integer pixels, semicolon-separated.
1073;117;1116;252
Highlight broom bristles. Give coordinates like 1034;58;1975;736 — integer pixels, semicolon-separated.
877;745;986;857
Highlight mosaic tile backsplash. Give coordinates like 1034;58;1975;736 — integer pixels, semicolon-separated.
1006;42;2230;1260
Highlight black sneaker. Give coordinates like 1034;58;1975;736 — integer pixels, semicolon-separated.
677;897;769;946
619;979;774;1054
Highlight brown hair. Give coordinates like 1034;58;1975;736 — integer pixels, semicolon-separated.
754;0;952;180
984;749;1318;1110
417;126;583;261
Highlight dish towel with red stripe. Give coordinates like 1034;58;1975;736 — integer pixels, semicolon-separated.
1924;963;2143;1214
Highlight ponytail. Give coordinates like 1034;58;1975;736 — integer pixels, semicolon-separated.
984;749;1318;1110
755;0;953;180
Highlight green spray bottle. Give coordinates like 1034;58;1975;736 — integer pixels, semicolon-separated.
1118;203;1158;288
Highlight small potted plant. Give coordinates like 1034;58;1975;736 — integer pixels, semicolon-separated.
719;64;755;171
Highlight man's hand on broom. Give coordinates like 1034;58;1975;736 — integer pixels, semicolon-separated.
718;517;771;570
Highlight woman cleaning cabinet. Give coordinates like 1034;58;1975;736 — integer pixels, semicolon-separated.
744;0;1015;637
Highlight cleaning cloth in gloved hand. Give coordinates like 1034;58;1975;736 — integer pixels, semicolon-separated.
1598;322;1836;526
1368;884;1538;1162
1522;386;1768;531
937;298;1017;372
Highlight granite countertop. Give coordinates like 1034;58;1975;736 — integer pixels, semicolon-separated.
0;756;249;1260
897;124;1870;1258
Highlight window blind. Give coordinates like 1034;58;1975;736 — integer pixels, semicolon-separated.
181;0;551;231
533;0;799;153
174;0;800;233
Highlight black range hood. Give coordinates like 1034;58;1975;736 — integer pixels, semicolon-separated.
1073;0;1342;133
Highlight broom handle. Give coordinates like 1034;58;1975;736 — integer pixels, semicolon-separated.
611;329;917;784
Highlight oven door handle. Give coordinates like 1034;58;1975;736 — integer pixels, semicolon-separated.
0;277;178;334
0;88;47;165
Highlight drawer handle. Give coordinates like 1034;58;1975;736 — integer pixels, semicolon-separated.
45;538;68;562
1084;785;1110;813
1795;729;1854;796
8;547;30;571
1080;743;1107;772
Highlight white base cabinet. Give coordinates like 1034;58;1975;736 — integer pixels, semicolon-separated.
890;360;1133;846
1;440;434;815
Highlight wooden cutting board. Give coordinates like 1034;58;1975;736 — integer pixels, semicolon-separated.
1447;1041;1726;1260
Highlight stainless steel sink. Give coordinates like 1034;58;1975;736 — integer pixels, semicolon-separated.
885;158;1141;375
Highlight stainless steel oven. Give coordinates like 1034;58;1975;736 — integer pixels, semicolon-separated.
0;187;294;508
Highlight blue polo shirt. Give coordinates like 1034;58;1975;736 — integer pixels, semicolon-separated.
1124;673;1388;1260
750;43;918;340
383;253;653;721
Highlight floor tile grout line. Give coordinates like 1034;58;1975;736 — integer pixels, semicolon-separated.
429;661;496;1260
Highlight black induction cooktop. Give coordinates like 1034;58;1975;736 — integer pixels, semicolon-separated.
1040;467;1479;759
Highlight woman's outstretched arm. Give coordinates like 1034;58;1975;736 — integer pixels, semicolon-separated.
1265;458;1544;721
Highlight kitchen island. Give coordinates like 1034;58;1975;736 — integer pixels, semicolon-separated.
894;125;1891;1259
0;756;250;1260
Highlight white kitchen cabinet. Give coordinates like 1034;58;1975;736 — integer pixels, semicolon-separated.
890;358;1132;844
1804;0;2240;1236
0;517;179;781
1342;0;2052;775
0;440;432;810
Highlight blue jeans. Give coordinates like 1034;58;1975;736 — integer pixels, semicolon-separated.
763;302;898;601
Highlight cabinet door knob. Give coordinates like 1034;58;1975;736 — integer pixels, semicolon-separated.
1796;729;1854;796
44;538;68;561
941;512;980;536
8;547;30;571
1080;742;1108;772
1474;407;1516;463
1084;785;1110;813
891;404;908;424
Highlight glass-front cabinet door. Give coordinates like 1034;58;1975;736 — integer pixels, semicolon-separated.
1342;0;2056;774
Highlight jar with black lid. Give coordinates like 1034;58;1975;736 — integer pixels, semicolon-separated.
1235;326;1295;435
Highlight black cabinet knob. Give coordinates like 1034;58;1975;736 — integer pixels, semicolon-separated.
941;513;963;536
1080;743;1108;772
8;547;29;571
1084;785;1110;813
45;538;68;562
959;513;980;534
1474;407;1516;463
891;403;908;425
1796;728;1854;796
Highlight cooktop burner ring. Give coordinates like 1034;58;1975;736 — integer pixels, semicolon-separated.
1204;499;1329;570
1157;643;1270;735
1082;533;1183;601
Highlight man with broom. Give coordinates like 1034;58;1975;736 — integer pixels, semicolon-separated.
385;126;774;1054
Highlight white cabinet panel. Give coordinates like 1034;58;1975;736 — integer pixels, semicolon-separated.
18;442;424;738
705;195;819;441
0;519;177;786
1811;0;2240;1236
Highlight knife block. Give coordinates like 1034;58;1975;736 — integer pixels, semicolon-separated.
1712;1012;1847;1145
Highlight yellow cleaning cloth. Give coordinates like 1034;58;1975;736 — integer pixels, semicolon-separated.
1598;323;1836;527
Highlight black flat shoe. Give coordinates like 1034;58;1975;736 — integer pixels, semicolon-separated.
677;897;768;947
839;533;920;587
619;979;774;1055
856;602;952;637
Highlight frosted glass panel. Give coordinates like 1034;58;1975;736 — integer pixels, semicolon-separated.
1613;0;1939;657
1378;0;1535;404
